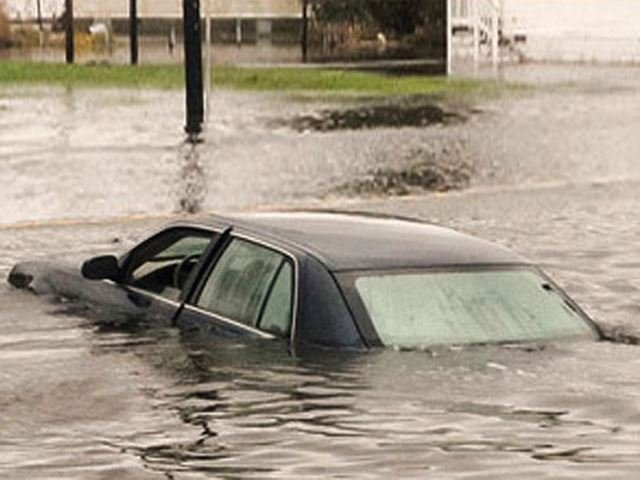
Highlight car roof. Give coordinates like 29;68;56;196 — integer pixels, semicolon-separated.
180;211;528;272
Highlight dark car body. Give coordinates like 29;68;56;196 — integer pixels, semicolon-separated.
8;211;602;350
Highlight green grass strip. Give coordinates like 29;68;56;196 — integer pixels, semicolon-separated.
0;61;182;89
0;60;518;98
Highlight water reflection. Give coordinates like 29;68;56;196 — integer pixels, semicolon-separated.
1;41;303;65
83;317;369;477
176;140;207;214
80;316;640;478
57;86;75;155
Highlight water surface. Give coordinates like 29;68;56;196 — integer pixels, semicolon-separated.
2;64;640;478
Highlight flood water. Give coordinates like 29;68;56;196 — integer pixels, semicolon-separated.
2;64;640;478
0;40;303;66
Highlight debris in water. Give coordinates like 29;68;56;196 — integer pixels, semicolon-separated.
336;148;472;197
278;101;466;132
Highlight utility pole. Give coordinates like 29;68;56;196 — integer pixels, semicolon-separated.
183;0;204;138
445;0;451;75
129;0;139;65
36;0;43;31
36;0;44;48
205;0;212;122
301;0;308;63
65;0;74;64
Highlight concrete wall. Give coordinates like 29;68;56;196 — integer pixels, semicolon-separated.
4;0;301;20
75;0;301;19
504;0;640;62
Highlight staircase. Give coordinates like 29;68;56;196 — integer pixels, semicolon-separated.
451;0;501;70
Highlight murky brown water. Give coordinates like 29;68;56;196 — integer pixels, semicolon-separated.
0;40;303;65
2;64;640;478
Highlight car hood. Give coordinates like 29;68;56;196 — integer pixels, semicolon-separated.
8;260;80;295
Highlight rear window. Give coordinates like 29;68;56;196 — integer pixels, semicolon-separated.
349;268;596;348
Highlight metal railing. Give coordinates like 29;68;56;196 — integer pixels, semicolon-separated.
451;0;501;69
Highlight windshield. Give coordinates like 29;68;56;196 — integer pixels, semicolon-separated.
349;268;597;348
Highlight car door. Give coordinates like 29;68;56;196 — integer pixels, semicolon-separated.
177;235;296;343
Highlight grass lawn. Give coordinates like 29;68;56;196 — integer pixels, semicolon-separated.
0;60;519;99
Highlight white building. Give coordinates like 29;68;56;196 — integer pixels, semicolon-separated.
503;0;640;62
4;0;61;19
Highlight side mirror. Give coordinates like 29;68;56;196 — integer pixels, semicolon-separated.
81;255;120;281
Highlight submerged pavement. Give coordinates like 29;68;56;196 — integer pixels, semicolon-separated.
1;64;640;478
2;64;640;225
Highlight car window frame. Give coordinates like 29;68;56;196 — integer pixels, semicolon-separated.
337;263;602;348
116;225;225;307
185;232;300;343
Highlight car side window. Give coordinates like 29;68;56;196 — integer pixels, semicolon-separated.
125;229;216;301
259;261;293;337
195;238;294;335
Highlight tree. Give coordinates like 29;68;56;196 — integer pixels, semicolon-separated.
311;0;370;25
0;1;11;48
369;0;427;36
312;0;445;37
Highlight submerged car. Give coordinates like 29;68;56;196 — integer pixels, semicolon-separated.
8;211;601;350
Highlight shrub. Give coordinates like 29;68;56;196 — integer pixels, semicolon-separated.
312;0;445;38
